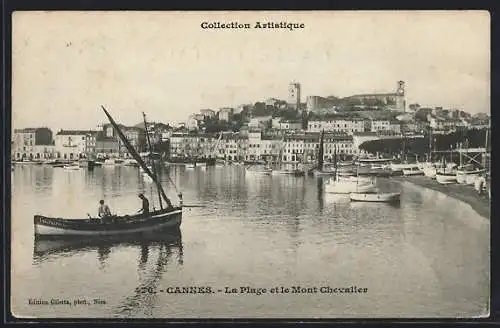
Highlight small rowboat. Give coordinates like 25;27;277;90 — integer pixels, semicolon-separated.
349;192;401;203
34;208;182;238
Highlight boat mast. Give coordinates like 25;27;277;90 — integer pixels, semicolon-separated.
428;127;432;162
483;128;489;169
333;142;337;181
142;112;163;210
318;130;324;172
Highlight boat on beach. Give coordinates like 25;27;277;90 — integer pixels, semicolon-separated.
456;164;486;185
34;106;182;238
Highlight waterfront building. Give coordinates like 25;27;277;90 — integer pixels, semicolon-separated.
218;132;247;161
308;117;365;134
169;132;218;160
55;130;97;160
95;133;120;157
102;123;146;154
12;127;54;160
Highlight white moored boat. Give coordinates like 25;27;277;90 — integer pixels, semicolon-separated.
324;178;377;194
63;163;81;170
349;192;401;203
103;158;124;166
246;165;272;175
456;165;486;185
436;172;456;184
402;166;424;176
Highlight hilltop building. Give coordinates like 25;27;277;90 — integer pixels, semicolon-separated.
342;80;406;111
288;82;301;111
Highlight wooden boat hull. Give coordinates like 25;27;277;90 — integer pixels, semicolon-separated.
63;165;81;170
312;169;336;177
246;168;272;175
325;180;376;194
456;169;486;185
402;168;424;176
350;192;401;203
435;173;456;184
272;169;305;176
423;167;437;178
34;209;182;237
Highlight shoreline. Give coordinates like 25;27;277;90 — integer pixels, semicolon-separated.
392;176;490;220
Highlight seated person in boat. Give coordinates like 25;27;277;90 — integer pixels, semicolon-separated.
98;199;112;218
138;194;149;215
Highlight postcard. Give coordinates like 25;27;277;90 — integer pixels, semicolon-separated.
10;10;490;319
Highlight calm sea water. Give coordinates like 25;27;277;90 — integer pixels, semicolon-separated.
10;164;489;318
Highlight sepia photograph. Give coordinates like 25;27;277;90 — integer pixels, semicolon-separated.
10;10;490;318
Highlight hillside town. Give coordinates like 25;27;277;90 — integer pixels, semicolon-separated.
12;81;490;164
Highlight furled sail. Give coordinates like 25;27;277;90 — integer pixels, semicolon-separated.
101;105;173;208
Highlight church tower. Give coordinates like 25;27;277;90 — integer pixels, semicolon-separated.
288;82;301;111
395;80;405;111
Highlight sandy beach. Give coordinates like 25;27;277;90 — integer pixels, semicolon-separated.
393;176;491;219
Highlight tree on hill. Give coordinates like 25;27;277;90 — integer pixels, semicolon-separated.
359;128;490;158
252;102;267;116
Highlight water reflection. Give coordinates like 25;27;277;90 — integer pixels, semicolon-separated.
13;165;490;318
33;230;183;267
114;231;183;317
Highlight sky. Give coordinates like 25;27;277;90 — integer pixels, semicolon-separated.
12;11;490;132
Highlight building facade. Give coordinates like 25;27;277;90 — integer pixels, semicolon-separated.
12;127;54;160
308;118;365;134
55;130;97;159
218;108;234;122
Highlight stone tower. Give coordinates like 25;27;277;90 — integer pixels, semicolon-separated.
288;82;301;110
395;80;405;111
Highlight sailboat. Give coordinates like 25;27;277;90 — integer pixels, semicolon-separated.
33;106;182;238
312;130;336;177
325;154;376;194
435;157;457;184
271;146;305;177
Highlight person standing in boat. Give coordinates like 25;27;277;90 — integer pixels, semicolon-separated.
98;200;112;218
138;194;150;215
